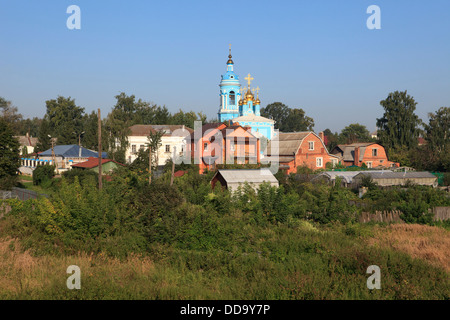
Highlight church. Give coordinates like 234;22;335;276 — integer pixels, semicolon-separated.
217;48;275;142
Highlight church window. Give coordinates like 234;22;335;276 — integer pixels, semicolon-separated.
229;91;236;105
165;145;170;153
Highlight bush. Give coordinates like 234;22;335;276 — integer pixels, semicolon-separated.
62;168;98;186
32;165;55;186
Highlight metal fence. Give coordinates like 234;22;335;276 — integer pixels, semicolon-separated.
0;187;43;200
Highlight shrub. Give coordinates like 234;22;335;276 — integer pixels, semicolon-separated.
32;165;55;186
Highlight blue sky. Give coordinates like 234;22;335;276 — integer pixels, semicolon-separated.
1;0;449;133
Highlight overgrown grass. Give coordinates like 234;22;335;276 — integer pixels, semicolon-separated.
0;218;448;300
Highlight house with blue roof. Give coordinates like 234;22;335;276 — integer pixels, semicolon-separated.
32;145;108;172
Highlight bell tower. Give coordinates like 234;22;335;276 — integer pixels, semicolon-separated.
218;45;241;122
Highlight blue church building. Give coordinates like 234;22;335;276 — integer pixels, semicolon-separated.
218;49;275;141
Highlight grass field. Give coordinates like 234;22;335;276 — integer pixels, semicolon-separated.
1;222;448;300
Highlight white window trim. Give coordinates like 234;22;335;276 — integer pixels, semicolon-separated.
309;141;314;151
316;157;323;168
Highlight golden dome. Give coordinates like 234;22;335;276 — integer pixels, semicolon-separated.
255;98;261;105
238;99;243;106
245;89;254;101
227;54;233;64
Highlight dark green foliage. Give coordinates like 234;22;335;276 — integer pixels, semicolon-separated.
363;185;450;223
62;168;98;186
376;90;422;152
340;123;372;144
32;165;55;186
0;118;20;189
44;96;85;145
261;102;314;132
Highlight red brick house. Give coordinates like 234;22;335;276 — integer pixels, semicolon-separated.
264;131;340;174
185;122;261;174
330;143;399;168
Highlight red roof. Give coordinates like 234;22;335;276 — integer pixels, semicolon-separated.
174;170;187;177
71;157;124;169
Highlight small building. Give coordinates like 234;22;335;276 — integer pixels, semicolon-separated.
211;168;278;193
71;157;125;174
330;143;399;168
35;145;107;172
312;170;393;187
263;131;340;174
14;133;38;155
125;124;193;166
353;171;438;188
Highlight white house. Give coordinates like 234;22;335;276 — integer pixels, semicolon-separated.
126;125;193;166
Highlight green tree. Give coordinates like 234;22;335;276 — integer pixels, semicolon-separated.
376;91;422;152
0;117;21;189
340;123;372;144
261;102;290;130
0;97;23;133
35;118;52;152
323;128;339;151
424;107;449;155
284;108;314;132
261;102;314;132
44;96;85;145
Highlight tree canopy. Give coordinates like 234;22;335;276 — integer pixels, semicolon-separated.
376;90;422;152
261;102;314;132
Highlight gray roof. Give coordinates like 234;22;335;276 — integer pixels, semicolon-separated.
333;143;377;162
313;170;393;184
214;168;278;184
354;171;437;180
265;132;311;156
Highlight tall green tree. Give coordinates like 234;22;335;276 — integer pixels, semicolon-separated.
44;96;85;145
424;107;449;154
0;97;23;133
376;91;422;152
35;118;52;152
0;117;20;188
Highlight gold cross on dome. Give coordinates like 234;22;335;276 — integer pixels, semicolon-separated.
256;86;260;97
229;43;231;55
244;73;254;87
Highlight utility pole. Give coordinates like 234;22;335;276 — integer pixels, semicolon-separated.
148;145;152;185
170;146;176;186
49;135;58;174
98;108;102;190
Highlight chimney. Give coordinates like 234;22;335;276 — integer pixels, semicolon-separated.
354;147;360;166
319;131;324;142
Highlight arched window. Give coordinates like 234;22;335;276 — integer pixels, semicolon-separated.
229;91;235;105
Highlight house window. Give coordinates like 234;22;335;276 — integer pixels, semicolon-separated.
139;145;145;150
367;161;373;168
165;145;170;153
131;145;136;154
316;157;323;168
372;149;378;157
309;141;314;150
